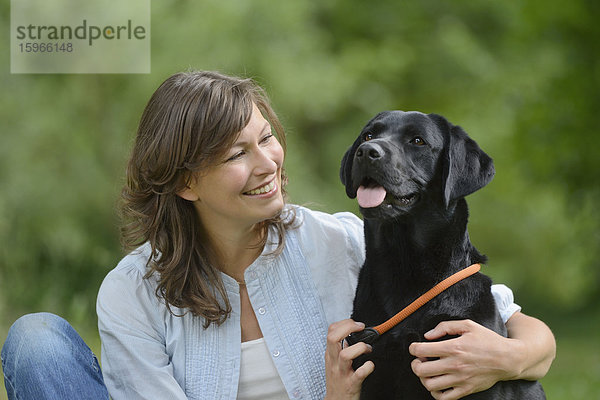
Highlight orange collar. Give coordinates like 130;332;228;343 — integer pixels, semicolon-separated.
347;263;481;346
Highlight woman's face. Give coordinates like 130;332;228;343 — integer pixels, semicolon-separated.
179;103;285;234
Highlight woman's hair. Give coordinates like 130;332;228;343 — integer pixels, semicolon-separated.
120;70;294;327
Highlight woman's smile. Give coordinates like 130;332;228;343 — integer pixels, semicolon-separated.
244;179;277;196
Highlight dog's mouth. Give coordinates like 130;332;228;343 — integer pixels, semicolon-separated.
357;178;418;209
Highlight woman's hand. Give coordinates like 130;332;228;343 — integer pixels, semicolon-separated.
408;313;555;400
408;319;511;399
324;319;375;400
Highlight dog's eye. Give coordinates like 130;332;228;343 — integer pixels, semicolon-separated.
363;132;373;141
410;137;426;146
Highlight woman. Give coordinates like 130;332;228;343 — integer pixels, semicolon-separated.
1;70;555;400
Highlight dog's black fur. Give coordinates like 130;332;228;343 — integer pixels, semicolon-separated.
340;111;545;399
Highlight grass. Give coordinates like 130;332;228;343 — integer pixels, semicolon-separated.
537;307;600;398
2;309;599;399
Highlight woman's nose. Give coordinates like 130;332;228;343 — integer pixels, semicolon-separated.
253;148;279;175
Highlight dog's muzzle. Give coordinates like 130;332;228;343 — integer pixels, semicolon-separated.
356;142;384;164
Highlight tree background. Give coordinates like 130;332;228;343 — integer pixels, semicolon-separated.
1;0;599;397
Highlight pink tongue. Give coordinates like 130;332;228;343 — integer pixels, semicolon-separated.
357;185;387;208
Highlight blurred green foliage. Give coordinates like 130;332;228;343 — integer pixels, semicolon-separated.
1;0;599;398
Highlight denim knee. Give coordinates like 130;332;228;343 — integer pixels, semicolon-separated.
2;312;73;364
2;312;108;400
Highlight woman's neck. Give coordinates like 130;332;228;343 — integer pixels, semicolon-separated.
205;223;266;283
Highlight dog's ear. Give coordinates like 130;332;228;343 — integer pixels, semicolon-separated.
340;136;362;198
430;114;495;207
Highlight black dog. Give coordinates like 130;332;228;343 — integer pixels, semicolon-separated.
340;111;545;399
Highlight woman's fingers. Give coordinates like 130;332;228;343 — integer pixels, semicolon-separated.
423;320;473;340
339;341;372;363
409;340;451;359
411;359;471;400
325;319;375;400
326;319;365;360
413;361;461;390
354;360;375;381
411;357;444;378
327;319;366;342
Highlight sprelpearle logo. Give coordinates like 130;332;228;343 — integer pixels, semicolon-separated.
11;0;151;74
15;19;147;46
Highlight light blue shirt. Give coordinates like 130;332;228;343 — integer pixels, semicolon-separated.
97;206;520;400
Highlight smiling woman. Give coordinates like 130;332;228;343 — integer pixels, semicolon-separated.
94;72;376;399
120;71;291;327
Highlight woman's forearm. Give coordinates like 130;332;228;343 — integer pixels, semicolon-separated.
504;311;556;381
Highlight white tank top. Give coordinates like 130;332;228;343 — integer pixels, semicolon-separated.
237;338;289;400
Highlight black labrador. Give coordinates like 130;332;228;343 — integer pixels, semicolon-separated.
340;111;545;399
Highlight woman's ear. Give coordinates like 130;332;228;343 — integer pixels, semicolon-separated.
176;173;200;201
176;187;199;202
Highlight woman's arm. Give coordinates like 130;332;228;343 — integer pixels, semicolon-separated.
97;268;189;400
408;312;555;400
504;311;556;380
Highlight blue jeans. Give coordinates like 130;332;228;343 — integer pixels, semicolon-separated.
1;313;109;400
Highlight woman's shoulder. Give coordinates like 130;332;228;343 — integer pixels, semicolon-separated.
107;243;153;278
288;204;363;232
97;243;159;305
96;244;176;358
286;204;365;254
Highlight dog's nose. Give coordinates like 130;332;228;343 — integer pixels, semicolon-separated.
356;143;382;161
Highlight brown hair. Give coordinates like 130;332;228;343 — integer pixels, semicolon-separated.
120;70;294;327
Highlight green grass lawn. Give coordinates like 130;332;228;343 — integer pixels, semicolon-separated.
2;309;599;399
538;307;600;398
542;335;600;398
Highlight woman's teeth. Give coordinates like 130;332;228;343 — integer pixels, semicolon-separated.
246;180;275;195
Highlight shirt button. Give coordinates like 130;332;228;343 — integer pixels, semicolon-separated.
258;307;266;315
272;350;280;357
292;389;302;398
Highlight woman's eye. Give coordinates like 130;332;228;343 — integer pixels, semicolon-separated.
410;137;426;146
226;151;244;162
363;132;373;141
261;134;274;143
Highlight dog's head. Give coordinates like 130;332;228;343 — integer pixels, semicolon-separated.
340;111;494;219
